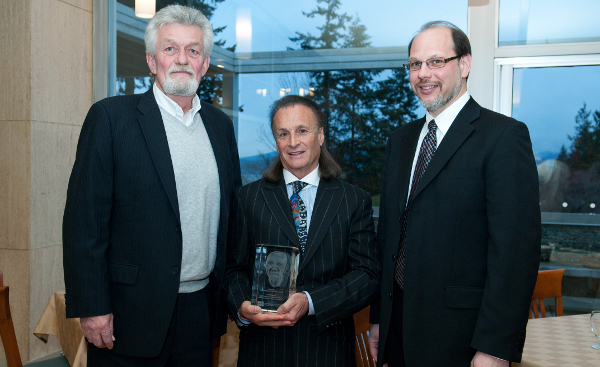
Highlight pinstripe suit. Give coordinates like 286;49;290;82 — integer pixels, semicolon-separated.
226;177;379;367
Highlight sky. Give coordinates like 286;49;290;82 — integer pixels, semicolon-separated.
512;65;600;162
499;0;600;45
210;0;468;157
122;0;600;162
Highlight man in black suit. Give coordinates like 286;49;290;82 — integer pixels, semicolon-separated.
62;5;241;367
226;95;379;366
368;21;541;367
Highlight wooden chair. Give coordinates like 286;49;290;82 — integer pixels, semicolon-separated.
1;270;23;367
530;269;565;319
212;336;221;367
354;306;376;367
1;271;69;367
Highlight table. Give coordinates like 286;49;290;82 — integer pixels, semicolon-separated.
31;291;242;367
33;291;86;367
514;314;600;367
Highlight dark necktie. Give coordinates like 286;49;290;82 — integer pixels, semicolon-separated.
290;181;309;253
394;120;438;289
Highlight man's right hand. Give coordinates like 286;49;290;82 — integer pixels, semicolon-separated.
368;324;380;363
239;301;291;328
80;313;115;349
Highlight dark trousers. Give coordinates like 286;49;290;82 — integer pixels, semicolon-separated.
385;284;406;367
88;288;213;367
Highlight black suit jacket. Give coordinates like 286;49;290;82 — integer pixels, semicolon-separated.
62;88;241;357
226;177;379;367
370;98;541;366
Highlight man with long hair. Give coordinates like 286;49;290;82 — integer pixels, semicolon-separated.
226;95;379;366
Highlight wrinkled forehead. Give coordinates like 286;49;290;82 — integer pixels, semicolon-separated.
156;23;204;46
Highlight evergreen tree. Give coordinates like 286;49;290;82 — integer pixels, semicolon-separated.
290;0;350;146
566;103;600;170
557;145;568;162
291;0;419;193
557;102;600;214
375;68;418;134
290;0;419;193
329;17;381;189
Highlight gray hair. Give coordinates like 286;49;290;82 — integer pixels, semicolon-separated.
145;5;214;56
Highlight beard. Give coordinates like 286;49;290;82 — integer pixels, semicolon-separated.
162;65;199;96
415;74;463;113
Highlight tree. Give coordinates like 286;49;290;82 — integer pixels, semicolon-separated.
555;103;600;214
566;104;600;170
290;0;350;146
557;145;568;162
328;16;382;189
291;0;419;193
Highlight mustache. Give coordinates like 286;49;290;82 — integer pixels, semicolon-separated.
167;65;195;76
415;80;441;88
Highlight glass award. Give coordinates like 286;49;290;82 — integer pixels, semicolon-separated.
250;244;300;312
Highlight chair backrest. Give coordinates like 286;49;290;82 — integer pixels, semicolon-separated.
354;306;376;367
0;270;24;367
212;336;221;367
530;269;565;319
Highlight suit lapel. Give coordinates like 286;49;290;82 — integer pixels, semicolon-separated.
261;179;301;248
412;98;479;200
136;89;180;223
300;179;343;272
397;118;426;213
201;105;229;219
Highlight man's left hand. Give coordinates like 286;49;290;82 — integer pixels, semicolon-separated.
471;351;509;367
277;292;309;326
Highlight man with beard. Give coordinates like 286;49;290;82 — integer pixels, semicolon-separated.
62;5;241;367
368;21;540;367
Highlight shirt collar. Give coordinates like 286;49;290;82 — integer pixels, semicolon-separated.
425;92;470;135
153;83;201;123
283;166;320;187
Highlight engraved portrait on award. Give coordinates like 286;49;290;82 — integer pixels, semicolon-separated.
250;244;300;312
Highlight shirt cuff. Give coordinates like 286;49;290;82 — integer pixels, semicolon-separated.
238;312;251;325
303;291;315;315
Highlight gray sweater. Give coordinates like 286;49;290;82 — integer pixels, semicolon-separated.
160;106;221;293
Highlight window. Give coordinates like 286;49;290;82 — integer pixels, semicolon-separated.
498;0;600;46
495;56;600;313
113;0;467;193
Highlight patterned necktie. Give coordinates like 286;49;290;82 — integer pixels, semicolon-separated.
290;181;309;253
394;120;438;289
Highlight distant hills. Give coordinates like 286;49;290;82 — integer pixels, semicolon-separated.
535;150;560;164
240;151;278;184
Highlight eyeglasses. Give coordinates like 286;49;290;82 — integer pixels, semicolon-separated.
403;56;460;71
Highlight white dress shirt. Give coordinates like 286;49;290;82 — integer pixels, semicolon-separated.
283;166;320;316
153;83;201;126
283;166;320;233
406;92;471;203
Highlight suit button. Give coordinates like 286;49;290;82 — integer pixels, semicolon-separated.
297;279;304;286
176;226;181;233
392;254;397;262
172;267;179;274
389;292;393;299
